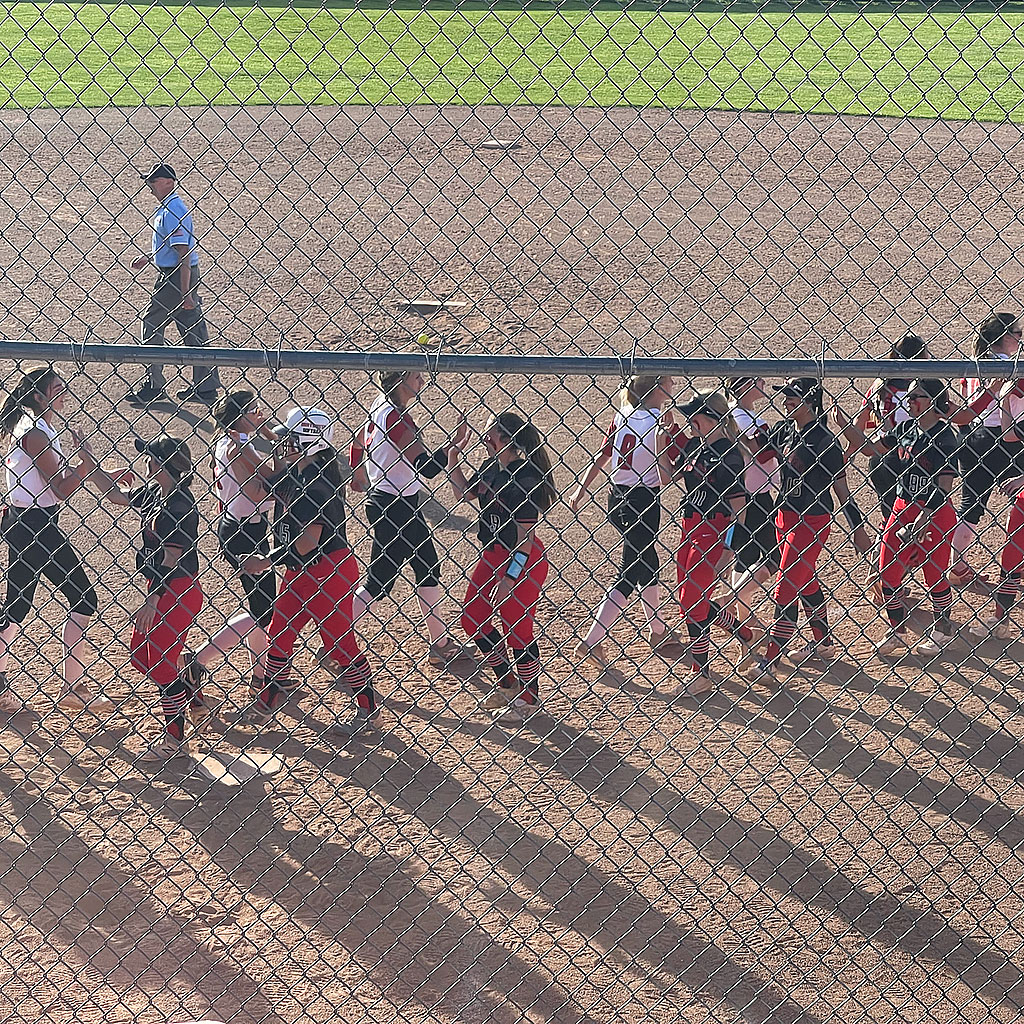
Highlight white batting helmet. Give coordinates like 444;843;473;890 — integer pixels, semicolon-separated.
276;406;334;456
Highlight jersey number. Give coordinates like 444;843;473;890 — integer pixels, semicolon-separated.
617;433;638;470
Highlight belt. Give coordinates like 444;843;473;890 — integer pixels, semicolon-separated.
157;264;198;274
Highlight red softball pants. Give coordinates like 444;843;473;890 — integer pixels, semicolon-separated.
676;513;729;622
130;575;204;687
461;540;548;649
773;510;831;606
267;548;362;669
1002;489;1024;574
879;498;955;590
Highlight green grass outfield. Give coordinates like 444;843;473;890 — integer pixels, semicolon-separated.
3;3;1024;119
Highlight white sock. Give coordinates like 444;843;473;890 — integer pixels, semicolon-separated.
245;623;268;679
62;612;91;691
416;586;447;644
585;588;628;645
351;586;371;628
198;613;260;667
0;621;19;677
951;522;975;566
639;584;668;636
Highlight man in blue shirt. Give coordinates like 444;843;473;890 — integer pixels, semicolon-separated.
126;164;221;406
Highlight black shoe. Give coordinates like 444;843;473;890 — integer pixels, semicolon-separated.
329;705;380;740
176;387;218;405
125;384;167;406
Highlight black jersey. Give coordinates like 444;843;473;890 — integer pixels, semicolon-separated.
893;420;958;504
469;457;546;551
269;460;348;568
676;437;746;518
770;420;846;516
130;482;200;583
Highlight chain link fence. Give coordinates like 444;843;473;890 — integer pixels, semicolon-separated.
2;3;1024;1024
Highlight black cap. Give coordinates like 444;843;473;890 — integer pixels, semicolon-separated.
774;377;822;402
135;434;187;462
140;163;176;183
679;395;723;420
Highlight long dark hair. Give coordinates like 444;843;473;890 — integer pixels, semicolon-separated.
974;312;1020;358
492;411;557;513
308;446;344;491
0;367;60;435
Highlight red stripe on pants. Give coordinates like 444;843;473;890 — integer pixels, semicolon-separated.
461;540;548;649
880;498;955;590
130;576;203;686
1002;490;1024;574
773;510;831;607
268;548;361;668
676;513;728;622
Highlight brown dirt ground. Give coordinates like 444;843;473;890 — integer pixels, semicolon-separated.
0;104;1022;1024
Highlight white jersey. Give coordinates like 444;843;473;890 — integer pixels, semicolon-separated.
962;350;1013;427
366;395;422;497
603;406;663;488
732;406;780;496
6;414;62;508
214;435;272;521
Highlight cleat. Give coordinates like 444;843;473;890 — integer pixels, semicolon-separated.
58;685;115;713
0;690;25;714
950;565;988;588
672;672;714;698
480;688;515;711
915;630;947;656
574;640;610;670
137;736;191;764
124;384;167;406
493;696;538;721
877;631;909;657
789;643;838;665
236;697;278;727
743;656;776;681
649;628;685;652
970;614;1011;640
428;640;472;668
329;705;379;739
189;698;216;734
181;650;209;691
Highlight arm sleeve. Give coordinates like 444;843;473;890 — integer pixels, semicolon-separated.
721;446;748;500
504;471;542;524
824;439;847;480
127;484;150;510
155;496;198;550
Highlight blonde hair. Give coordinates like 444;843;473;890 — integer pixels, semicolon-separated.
617;375;663;411
694;389;737;437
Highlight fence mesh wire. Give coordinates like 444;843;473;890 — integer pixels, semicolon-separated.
2;3;1024;1024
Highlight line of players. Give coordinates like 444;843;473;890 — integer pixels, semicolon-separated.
3;344;1024;759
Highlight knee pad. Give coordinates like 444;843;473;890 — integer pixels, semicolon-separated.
71;588;98;618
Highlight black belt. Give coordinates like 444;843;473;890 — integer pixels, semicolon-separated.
157;265;197;274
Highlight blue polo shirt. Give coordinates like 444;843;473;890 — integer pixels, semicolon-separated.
151;193;198;269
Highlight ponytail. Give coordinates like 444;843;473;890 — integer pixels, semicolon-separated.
310;446;344;491
618;375;662;411
492;411;557;513
376;371;409;408
0;367;59;436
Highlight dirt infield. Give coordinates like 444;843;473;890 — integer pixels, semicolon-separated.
0;103;1023;1024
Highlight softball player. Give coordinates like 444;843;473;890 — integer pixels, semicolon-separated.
0;367;108;713
974;473;1024;640
758;378;871;672
673;390;756;696
184;391;278;703
89;435;203;761
350;371;463;665
448;411;556;718
729;376;780;626
875;379;958;656
569;375;679;668
254;408;376;738
949;312;1022;586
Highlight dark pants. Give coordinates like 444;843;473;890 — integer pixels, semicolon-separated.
363;492;442;598
607;484;661;597
958;427;1024;525
142;263;220;395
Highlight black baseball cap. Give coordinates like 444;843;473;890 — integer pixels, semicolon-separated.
140;163;176;183
135;434;188;462
774;377;822;402
679;395;723;419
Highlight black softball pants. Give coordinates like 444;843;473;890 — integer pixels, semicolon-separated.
867;446;901;532
1;508;97;624
364;492;442;598
958;428;1024;525
607;484;662;598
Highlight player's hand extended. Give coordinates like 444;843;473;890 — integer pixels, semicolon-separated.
568;486;586;513
134;594;160;633
451;416;470;452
